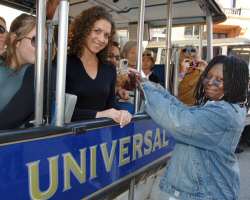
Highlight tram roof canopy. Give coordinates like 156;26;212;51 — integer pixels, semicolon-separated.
1;0;226;27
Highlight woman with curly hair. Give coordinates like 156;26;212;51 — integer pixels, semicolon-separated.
66;6;131;127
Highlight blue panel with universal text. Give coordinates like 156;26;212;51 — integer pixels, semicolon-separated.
0;118;175;200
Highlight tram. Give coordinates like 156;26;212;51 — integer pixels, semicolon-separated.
0;0;226;200
147;37;250;65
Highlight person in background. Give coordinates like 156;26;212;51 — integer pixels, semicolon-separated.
108;41;120;67
0;16;7;56
178;46;207;106
115;41;138;106
46;0;60;20
108;41;130;102
139;55;248;200
142;49;159;83
66;6;131;127
121;40;137;68
0;14;36;130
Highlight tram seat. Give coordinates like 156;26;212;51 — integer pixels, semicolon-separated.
152;64;165;87
51;93;77;124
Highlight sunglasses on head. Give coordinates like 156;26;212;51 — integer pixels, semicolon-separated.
23;36;36;47
182;47;196;53
0;25;6;34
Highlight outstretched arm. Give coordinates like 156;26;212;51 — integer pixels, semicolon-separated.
141;81;233;150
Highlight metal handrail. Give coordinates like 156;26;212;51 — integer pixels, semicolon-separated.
206;13;213;61
165;0;173;89
55;0;69;126
134;0;146;114
34;0;47;126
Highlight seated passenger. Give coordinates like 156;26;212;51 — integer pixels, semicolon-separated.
114;41;138;105
108;41;120;68
0;16;7;56
0;14;36;130
108;41;130;101
142;49;159;83
108;41;134;113
121;40;137;69
66;6;131;127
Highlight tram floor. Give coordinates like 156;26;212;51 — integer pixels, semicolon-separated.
238;145;250;200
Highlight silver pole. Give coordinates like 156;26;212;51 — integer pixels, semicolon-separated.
173;48;179;96
165;0;173;89
199;25;203;59
55;0;69;126
128;178;135;200
45;21;55;124
134;0;146;113
34;0;47;126
206;14;213;61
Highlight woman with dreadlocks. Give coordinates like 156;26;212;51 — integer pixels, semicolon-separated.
137;55;249;200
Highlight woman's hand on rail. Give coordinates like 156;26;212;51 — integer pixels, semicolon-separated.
96;108;132;128
119;110;132;128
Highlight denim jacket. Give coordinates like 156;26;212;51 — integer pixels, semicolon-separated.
141;81;246;200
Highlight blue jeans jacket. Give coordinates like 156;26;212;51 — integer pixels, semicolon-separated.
141;81;246;200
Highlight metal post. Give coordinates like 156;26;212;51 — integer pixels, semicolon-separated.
248;55;250;74
173;48;179;96
45;21;55;124
206;14;213;61
128;178;135;200
165;0;173;89
134;0;146;113
199;25;203;59
55;0;69;126
34;0;47;126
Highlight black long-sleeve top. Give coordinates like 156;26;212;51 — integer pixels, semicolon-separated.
66;55;117;121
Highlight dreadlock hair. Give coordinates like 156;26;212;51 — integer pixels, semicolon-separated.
195;55;249;106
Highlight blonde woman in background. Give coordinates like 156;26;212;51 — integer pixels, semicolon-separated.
0;14;36;130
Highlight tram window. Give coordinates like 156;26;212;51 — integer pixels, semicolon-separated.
213;33;227;39
160;49;166;64
202;46;222;60
184;25;199;37
147;48;158;57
